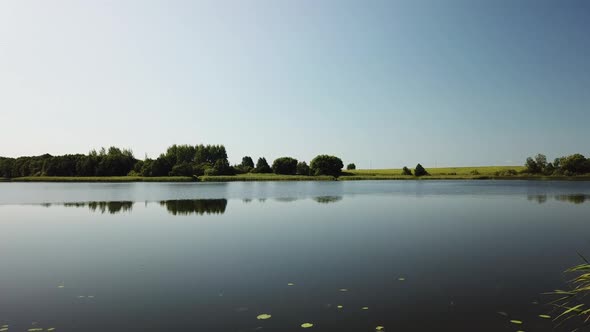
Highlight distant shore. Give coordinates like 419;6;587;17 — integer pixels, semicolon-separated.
3;166;590;182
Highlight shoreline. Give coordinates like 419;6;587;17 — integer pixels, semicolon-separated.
3;175;590;183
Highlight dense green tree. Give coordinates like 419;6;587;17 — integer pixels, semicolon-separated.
414;163;428;176
559;153;589;175
535;154;547;171
346;163;356;170
150;155;173;176
310;155;343;176
253;157;272;173
241;156;254;169
525;157;541;174
234;156;255;174
213;159;235;175
401;166;412;175
169;162;195;176
272;157;298;175
296;161;310;175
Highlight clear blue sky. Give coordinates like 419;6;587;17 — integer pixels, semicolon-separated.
0;0;588;168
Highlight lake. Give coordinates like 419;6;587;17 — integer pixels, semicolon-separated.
1;180;590;331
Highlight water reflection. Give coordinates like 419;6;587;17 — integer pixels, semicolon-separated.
38;196;345;215
44;199;226;215
528;194;590;204
160;199;227;215
555;194;590;204
313;196;343;204
60;201;134;214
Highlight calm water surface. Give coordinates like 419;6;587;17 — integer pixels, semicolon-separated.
1;180;590;331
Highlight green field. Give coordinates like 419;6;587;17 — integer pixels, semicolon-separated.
344;166;527;179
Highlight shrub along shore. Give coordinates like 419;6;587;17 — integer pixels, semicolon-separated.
1;144;589;182
7;167;590;182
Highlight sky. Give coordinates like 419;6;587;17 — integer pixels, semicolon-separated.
0;0;589;168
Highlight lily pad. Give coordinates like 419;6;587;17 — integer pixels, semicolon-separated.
337;305;343;309
376;326;385;331
287;283;295;286
301;323;314;328
256;314;272;320
362;306;369;310
510;320;523;324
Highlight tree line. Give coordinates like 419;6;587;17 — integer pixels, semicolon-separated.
524;153;590;176
0;144;348;178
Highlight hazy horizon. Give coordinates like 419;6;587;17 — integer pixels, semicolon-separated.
1;0;589;168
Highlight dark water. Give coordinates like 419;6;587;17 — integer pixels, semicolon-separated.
1;181;590;331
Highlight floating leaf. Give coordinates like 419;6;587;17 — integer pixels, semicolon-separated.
339;288;348;292
376;326;385;331
0;328;7;332
497;311;508;317
256;314;272;320
362;307;369;310
337;305;343;309
28;329;43;332
398;277;405;281
287;283;295;286
538;314;551;319
301;323;313;328
509;320;523;324
48;329;56;331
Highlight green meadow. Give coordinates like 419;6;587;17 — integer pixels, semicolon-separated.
343;166;526;180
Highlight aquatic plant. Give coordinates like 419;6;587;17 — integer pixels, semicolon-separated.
545;254;590;328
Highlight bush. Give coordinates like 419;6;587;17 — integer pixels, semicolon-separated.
494;169;518;176
296;161;310;175
401;166;412;176
213;159;235;175
253;157;272;173
310;155;343;177
414;163;428;177
470;170;480;175
346;163;356;170
169;162;195;176
272;157;298;175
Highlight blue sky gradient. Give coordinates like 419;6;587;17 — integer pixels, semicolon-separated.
1;0;588;168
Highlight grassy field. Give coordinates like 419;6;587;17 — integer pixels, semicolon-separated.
343;166;527;180
11;176;195;182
